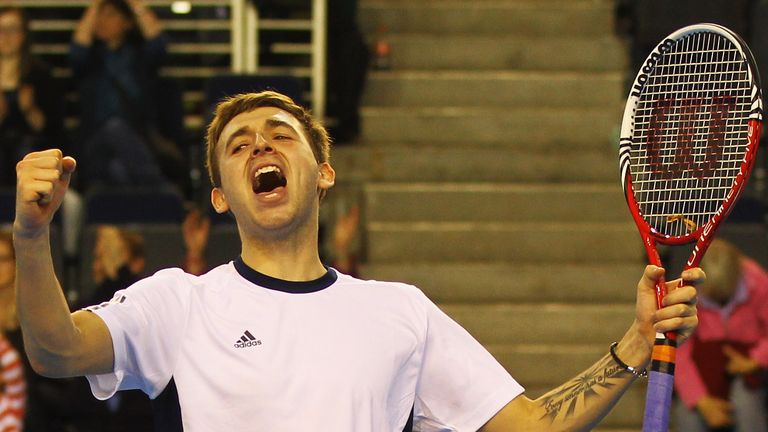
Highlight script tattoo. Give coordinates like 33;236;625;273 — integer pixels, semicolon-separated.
538;355;624;423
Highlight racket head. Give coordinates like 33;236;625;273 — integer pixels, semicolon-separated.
619;23;763;266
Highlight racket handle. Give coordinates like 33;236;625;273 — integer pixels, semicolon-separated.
642;334;678;432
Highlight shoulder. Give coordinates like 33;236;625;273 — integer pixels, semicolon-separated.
334;270;424;294
332;270;434;314
111;267;200;307
741;258;768;288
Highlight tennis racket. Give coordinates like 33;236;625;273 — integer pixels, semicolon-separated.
618;23;762;432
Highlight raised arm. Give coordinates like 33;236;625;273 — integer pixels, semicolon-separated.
14;150;114;378
128;0;163;39
481;265;701;432
72;0;100;47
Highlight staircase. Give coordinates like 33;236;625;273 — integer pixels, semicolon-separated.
336;1;652;430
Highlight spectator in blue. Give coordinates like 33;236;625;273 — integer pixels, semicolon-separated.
0;7;62;188
71;0;182;188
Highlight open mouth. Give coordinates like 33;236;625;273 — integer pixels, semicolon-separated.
252;165;287;194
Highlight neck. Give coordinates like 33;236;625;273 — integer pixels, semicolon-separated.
238;218;326;282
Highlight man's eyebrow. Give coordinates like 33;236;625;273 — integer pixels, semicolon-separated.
265;118;300;136
222;125;253;153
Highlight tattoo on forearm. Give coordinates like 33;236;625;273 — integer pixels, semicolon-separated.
538;354;624;423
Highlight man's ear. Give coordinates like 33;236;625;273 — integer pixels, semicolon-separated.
318;162;336;191
211;187;230;214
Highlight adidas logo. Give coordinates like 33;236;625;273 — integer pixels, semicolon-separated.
234;330;262;348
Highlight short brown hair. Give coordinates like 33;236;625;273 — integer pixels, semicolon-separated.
205;91;331;189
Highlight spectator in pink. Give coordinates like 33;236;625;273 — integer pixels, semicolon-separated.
674;238;768;431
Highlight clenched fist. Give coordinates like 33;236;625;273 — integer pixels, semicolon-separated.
14;150;76;238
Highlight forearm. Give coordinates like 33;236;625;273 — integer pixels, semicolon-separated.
133;4;163;39
488;325;650;432
487;266;700;431
14;229;82;376
73;2;99;46
531;353;637;431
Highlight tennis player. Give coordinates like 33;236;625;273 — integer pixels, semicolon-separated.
13;91;700;431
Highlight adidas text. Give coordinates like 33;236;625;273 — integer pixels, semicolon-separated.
235;340;262;348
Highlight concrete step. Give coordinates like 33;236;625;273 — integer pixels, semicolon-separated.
359;0;615;37
360;106;620;146
366;222;641;263
364;183;628;224
332;145;620;183
372;34;626;71
440;303;634;346
363;70;624;108
359;262;641;304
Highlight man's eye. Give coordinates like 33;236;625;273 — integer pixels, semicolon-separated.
274;134;290;140
232;143;248;153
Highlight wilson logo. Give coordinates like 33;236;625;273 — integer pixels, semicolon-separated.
234;330;262;348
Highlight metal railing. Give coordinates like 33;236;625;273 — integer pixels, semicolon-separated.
230;0;326;117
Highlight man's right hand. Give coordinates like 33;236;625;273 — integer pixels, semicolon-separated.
14;150;76;238
696;395;733;428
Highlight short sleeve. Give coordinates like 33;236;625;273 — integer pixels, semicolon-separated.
413;291;524;431
84;268;192;400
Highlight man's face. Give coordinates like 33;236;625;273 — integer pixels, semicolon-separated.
94;4;132;45
211;107;334;236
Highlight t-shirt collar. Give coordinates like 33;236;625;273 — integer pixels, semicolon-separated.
233;256;337;294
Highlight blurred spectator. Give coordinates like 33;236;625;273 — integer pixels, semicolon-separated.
181;208;210;276
674;239;768;432
325;0;369;144
89;225;145;305
0;231;24;431
89;211;211;308
0;7;63;188
70;0;184;189
331;204;360;276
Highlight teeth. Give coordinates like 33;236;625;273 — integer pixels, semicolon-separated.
254;165;281;177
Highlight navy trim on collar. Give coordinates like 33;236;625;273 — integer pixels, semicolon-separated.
233;256;337;294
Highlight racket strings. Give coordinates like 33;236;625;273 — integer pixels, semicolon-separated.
629;31;752;237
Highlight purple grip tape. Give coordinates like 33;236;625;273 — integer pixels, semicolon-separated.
642;371;674;432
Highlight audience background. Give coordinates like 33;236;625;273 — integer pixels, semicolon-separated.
70;0;185;190
0;7;63;189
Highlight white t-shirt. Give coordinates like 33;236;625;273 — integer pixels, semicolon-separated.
86;258;523;431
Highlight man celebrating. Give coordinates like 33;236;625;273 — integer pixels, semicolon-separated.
14;91;700;431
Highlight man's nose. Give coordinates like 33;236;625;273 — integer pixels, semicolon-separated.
252;133;274;155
